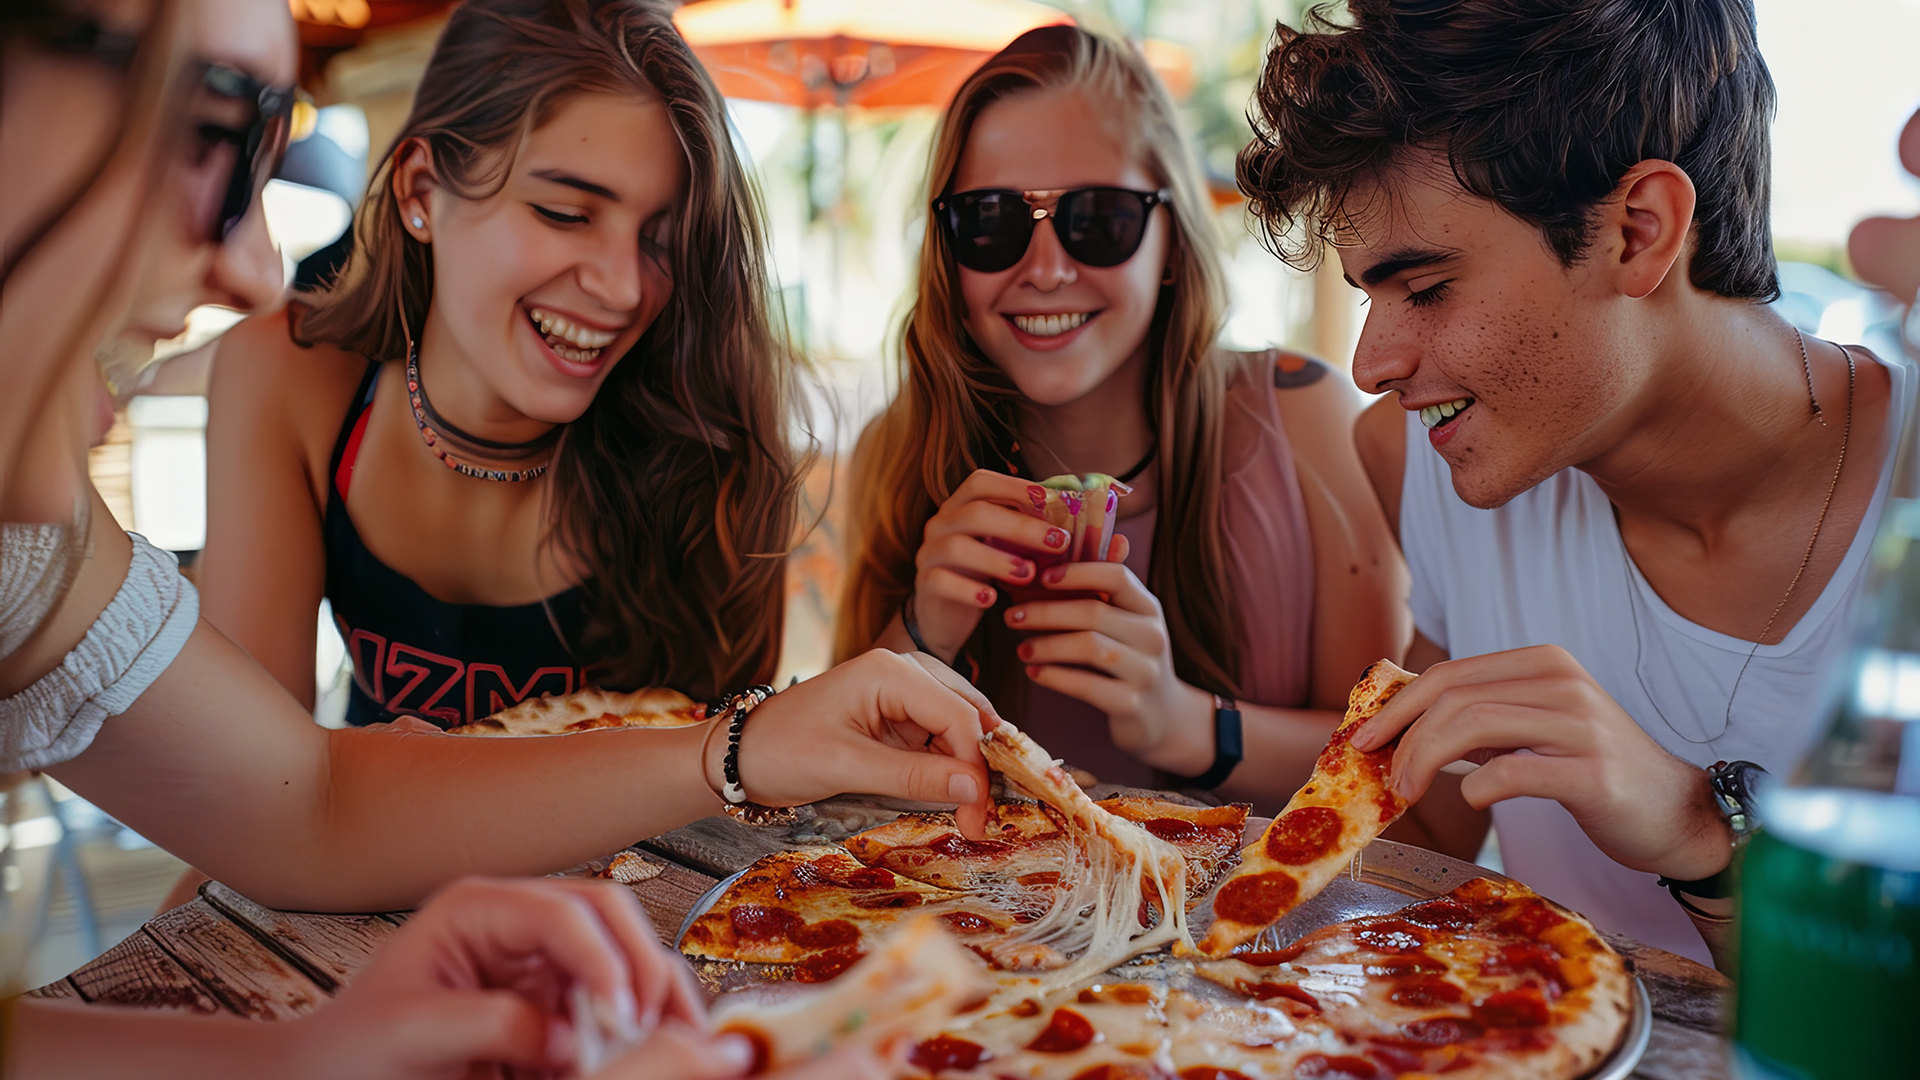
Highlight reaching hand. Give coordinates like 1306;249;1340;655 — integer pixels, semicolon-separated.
288;877;705;1080
908;469;1072;662
732;649;999;837
1349;644;1733;880
1007;560;1215;777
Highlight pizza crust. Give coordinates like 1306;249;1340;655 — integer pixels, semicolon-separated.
444;686;705;736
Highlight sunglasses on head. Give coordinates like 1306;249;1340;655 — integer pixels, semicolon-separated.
196;63;294;243
932;186;1170;274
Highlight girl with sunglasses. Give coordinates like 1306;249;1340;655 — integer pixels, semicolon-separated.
840;26;1415;815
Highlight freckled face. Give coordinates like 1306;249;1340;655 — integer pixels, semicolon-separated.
950;88;1171;407
1342;164;1646;508
426;91;682;425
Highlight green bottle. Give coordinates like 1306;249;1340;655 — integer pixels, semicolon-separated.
1732;360;1920;1079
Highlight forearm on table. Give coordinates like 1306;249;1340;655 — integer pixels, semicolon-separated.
7;999;295;1080
52;622;723;912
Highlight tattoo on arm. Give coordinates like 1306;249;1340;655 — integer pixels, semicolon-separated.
1273;354;1330;389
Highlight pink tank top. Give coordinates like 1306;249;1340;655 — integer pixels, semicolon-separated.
989;353;1316;788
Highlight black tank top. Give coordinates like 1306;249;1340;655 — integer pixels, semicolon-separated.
324;363;589;727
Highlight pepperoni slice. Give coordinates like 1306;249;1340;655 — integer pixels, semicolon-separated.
1473;986;1551;1028
838;867;897;890
1501;899;1570;938
909;1035;989;1072
1295;1054;1379;1079
1368;953;1447;978
729;905;800;941
941;911;993;934
1234;943;1309;966
793;946;862;983
1071;1066;1155;1080
1027;1008;1097;1053
1388;976;1465;1007
1179;1070;1256;1080
1265;806;1345;865
789;919;859;949
1144;817;1202;843
1480;942;1568;990
1396;1016;1485;1046
1246;982;1320;1013
928;834;1013;858
1401;898;1479;933
1214;871;1300;925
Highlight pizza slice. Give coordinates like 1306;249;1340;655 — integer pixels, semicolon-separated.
977;726;1195;988
711;915;992;1073
445;686;705;736
1193;877;1633;1080
1198;658;1417;957
845;797;1247;907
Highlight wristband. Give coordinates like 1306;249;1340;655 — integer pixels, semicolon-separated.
1657;759;1765;901
1172;694;1243;790
901;591;936;656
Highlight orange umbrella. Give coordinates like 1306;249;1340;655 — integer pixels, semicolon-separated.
672;0;1073;109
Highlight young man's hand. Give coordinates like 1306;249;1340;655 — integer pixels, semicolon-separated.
1350;644;1733;882
1008;558;1218;778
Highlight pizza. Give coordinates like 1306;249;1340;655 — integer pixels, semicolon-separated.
902;877;1632;1080
845;797;1248;904
444;686;705;736
1199;659;1417;957
711;915;992;1074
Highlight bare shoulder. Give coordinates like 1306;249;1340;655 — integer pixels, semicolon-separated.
1353;395;1409;539
207;308;370;502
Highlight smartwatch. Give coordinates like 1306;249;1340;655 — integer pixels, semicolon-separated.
1174;694;1244;790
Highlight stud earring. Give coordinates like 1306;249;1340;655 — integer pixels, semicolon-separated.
411;216;424;229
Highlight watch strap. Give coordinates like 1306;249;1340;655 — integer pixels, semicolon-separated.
1175;694;1243;790
1658;760;1766;902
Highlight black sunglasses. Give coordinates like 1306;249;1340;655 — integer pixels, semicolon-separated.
932;186;1171;273
196;63;295;242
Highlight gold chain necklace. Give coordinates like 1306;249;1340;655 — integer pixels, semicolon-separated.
1629;330;1856;745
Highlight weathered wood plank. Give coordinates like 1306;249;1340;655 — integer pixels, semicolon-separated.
640;816;792;878
24;977;80;999
200;881;400;992
1603;931;1731;1034
143;899;326;1019
1632;1019;1732;1080
554;848;719;945
64;931;223;1014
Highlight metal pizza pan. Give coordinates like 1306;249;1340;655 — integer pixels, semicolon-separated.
674;834;1649;1077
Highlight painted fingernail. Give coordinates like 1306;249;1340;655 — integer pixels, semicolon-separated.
1044;528;1068;549
1042;565;1066;585
949;772;980;803
1027;485;1047;510
1026;665;1041;679
1009;608;1027;623
1017;642;1033;660
977;588;995;606
1012;558;1033;578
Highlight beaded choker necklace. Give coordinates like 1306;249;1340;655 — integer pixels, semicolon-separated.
406;347;560;482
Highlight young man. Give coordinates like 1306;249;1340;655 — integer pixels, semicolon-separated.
1236;0;1913;966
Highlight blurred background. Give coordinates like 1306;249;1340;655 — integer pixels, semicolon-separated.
37;0;1920;988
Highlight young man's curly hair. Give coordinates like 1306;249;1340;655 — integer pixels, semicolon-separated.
1237;0;1779;302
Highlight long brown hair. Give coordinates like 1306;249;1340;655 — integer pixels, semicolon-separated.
300;0;798;700
835;25;1242;697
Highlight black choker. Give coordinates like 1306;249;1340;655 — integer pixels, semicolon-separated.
406;348;560;482
1114;444;1157;485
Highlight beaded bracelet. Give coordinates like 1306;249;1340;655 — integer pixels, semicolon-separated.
713;684;775;804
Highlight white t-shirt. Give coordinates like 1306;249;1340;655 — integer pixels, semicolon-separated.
1399;350;1914;965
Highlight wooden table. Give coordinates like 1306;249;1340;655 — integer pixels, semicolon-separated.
29;802;1736;1079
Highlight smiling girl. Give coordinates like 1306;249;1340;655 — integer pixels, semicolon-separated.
838;26;1411;809
205;0;796;724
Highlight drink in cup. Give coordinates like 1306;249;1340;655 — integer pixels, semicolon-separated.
989;473;1129;606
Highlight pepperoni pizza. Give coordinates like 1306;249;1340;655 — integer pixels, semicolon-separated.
444;686;705;736
1200;659;1417;957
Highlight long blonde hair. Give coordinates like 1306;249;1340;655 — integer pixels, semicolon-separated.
836;25;1242;696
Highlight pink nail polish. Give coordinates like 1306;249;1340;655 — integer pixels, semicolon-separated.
1017;642;1033;660
1042;566;1066;585
976;588;994;606
1026;665;1040;679
1009;609;1026;623
1012;558;1033;578
1044;528;1067;549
